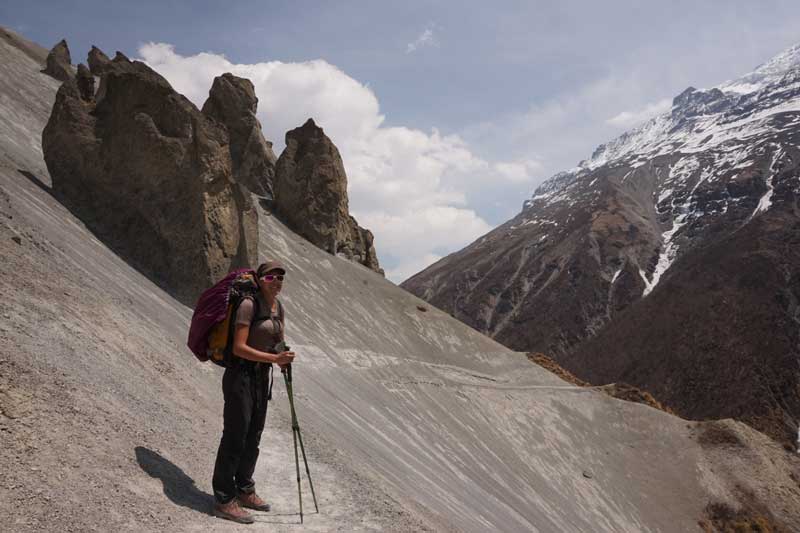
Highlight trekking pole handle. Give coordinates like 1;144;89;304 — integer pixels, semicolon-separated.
275;341;292;380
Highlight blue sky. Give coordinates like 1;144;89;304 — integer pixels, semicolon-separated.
4;1;800;280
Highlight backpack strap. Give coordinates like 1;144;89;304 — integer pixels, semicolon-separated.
276;299;284;322
276;299;285;341
251;295;262;323
223;295;256;367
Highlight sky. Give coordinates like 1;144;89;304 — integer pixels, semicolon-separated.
4;1;800;281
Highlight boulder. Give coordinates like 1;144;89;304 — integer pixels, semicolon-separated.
42;54;258;305
201;73;277;199
42;39;72;81
274;119;383;275
87;45;112;75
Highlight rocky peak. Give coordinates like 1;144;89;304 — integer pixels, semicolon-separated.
87;45;111;75
671;86;730;120
274;119;383;275
720;42;800;95
289;117;325;144
671;86;727;109
201;72;276;199
672;86;697;107
76;64;94;102
203;72;258;116
41;39;72;81
42;49;258;305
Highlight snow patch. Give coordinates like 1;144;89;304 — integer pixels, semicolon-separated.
667;157;699;187
638;268;655;295
657;188;673;204
643;214;688;297
621;169;635;183
722;82;762;95
751;147;783;218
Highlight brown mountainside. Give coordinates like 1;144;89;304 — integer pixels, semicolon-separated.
563;207;800;445
403;44;800;446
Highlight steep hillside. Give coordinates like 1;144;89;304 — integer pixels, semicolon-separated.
2;28;800;532
563;207;800;446
403;42;800;445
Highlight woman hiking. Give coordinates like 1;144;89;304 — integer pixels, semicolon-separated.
212;260;295;524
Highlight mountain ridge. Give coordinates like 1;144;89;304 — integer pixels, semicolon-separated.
403;41;800;446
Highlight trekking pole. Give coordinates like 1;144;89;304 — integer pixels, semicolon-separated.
286;365;319;513
282;365;303;523
282;364;319;521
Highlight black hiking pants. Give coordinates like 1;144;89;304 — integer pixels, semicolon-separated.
212;361;273;504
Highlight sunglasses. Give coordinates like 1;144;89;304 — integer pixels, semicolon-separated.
261;274;285;282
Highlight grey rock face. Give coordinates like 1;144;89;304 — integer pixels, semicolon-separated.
87;45;111;75
42;51;258;305
201;73;277;199
274;119;383;275
42;39;72;81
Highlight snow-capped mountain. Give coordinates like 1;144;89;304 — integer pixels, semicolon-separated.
522;43;800;295
402;43;800;446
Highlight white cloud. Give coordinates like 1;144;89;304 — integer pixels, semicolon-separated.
385;253;443;284
138;43;383;149
492;159;542;183
606;98;672;128
357;207;492;260
406;28;437;54
138;43;501;283
461;72;681;193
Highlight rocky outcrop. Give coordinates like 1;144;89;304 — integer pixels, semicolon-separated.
274;119;383;275
42;49;258;305
42;39;72;81
87;45;111;75
344;215;382;274
76;64;94;101
201;73;277;199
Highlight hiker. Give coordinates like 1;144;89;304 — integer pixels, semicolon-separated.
211;260;296;524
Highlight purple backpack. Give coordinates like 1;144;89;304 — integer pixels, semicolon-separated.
187;268;258;366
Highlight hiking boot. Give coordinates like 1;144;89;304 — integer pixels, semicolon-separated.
213;500;255;524
238;491;271;512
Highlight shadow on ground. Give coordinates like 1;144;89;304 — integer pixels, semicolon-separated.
135;446;212;516
18;169;54;197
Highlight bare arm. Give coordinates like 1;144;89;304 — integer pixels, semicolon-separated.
232;324;295;365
